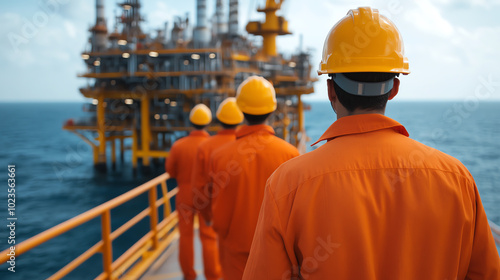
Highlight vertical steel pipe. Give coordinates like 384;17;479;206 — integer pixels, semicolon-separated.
229;0;238;36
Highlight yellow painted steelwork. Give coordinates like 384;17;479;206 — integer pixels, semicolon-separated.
132;128;138;170
111;140;116;167
84;48;220;57
296;95;306;154
0;173;178;280
101;210;113;278
63;125;130;167
231;53;251;61
246;0;290;57
97;96;107;167
136;150;170;158
80;88;237;99
141;95;151;167
80;70;231;79
63;125;126;131
120;137;125;161
298;95;304;132
65;0;317;170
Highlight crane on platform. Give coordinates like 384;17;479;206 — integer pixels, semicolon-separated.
246;0;290;57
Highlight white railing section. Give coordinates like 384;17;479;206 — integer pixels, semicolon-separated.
489;220;500;247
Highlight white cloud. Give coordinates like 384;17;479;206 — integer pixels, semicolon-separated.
1;0;499;101
0;12;84;65
465;0;500;8
452;26;500;72
64;20;77;38
0;1;90;101
404;0;454;37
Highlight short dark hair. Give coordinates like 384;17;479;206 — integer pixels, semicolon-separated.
191;123;207;130
220;122;238;130
243;113;271;125
330;72;397;112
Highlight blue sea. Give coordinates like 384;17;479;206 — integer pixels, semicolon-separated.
0;101;499;279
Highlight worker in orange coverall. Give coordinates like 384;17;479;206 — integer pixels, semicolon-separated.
191;97;244;223
243;7;500;280
207;76;300;280
166;104;221;280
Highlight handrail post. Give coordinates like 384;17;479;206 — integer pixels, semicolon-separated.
132;128;138;173
0;173;173;279
161;180;171;218
101;210;113;280
149;186;159;250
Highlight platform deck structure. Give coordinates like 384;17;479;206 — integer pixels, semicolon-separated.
64;0;316;172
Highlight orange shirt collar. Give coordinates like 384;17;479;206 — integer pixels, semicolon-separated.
217;129;236;135
311;114;409;146
189;130;210;137
236;124;275;139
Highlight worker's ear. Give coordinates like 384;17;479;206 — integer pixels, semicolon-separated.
388;78;400;100
327;78;337;103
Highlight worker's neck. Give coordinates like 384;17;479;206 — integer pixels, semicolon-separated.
245;120;268;126
335;106;385;120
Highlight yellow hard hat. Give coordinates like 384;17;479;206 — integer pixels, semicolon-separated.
318;7;410;75
189;104;212;126
236;76;277;115
216;97;244;125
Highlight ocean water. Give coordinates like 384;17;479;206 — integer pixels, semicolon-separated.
0;101;499;279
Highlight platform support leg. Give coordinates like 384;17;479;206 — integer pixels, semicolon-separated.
132;129;138;176
141;95;151;173
120;137;125;162
111;139;116;171
95;95;107;172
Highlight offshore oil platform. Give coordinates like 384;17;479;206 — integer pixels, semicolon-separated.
64;0;316;172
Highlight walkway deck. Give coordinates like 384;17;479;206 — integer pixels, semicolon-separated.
141;230;207;280
140;220;500;279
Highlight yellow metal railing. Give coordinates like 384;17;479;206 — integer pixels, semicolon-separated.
0;173;179;280
2;172;498;279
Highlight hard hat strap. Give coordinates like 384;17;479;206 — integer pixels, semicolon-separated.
332;73;394;96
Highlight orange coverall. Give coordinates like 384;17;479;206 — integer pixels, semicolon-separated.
191;129;237;222
208;124;299;280
243;114;500;280
165;130;221;280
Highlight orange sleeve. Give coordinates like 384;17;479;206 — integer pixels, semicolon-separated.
243;184;294;279
166;144;178;178
466;181;500;279
191;147;211;216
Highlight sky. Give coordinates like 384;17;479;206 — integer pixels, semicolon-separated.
1;0;500;102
